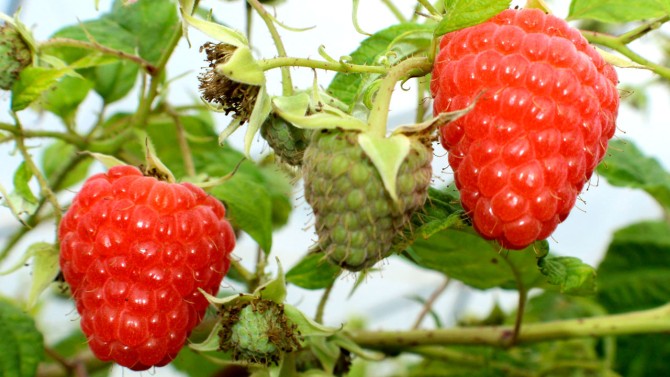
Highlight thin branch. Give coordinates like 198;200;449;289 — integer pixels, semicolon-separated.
581;30;670;81
412;277;450;329
246;0;293;95
257;56;388;74
0;122;86;148
348;302;670;350
381;0;407;22
315;281;335;324
618;15;669;45
166;107;196;177
40;38;158;75
12;113;63;225
502;252;528;346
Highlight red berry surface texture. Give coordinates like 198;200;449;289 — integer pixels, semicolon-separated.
431;8;619;249
58;165;236;370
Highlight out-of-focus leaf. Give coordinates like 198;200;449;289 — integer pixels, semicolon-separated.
598;220;670;376
42;141;93;190
0;299;44;377
26;243;60;309
538;256;597;296
327;23;433;109
568;0;670;23
108;0;179;64
598;221;670;313
435;0;510;36
42;76;93;122
286;253;341;290
597;138;670;211
210;177;273;253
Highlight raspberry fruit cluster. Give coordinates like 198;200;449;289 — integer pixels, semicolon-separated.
431;8;619;249
58;165;236;370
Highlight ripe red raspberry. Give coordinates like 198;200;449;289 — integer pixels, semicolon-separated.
58;165;236;370
431;8;619;249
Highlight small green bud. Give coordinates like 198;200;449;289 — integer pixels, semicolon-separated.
219;299;301;365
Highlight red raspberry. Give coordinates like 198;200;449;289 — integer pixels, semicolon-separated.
58;165;235;370
431;8;619;249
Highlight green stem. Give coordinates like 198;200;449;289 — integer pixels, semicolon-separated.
229;258;256;286
412;277;449;329
134;24;183;127
409;346;533;377
257;56;387;74
246;0;293;96
381;0;407;22
417;0;440;16
40;38;158;75
348;302;670;349
503;252;528;346
165;106;196;177
618;15;669;45
0;123;86;148
367;57;432;137
581;30;670;81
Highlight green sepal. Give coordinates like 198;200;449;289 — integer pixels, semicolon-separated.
83;152;127;169
0;242;58;309
357;133;410;202
331;334;384;361
0;10;38;53
283;304;339;337
190;322;224;352
244;87;272;157
272;93;368;132
179;3;248;47
215;46;265;86
255;259;287;303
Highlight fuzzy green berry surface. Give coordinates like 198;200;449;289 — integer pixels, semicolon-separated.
219;299;300;365
260;114;312;166
303;129;433;271
58;165;236;370
0;24;32;90
430;8;619;249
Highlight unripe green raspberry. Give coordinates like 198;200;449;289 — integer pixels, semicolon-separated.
260;114;312;166
0;24;32;90
219;299;301;365
303;129;433;271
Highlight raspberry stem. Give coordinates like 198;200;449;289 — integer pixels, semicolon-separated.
246;0;293;96
348;302;670;349
582;28;670;81
257;56;388;74
367;56;432;137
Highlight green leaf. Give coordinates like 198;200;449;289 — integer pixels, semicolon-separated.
42;141;93;190
108;0;179;64
13;162;37;205
211;177;273;253
50;19;140;103
409;227;548;290
327;23;434;108
597;221;670;313
258;166;293;229
172;344;225;376
568;0;670;23
597;139;670;211
523;291;606;323
11;67;69;111
0;299;44;377
436;0;511;36
42;76;93;122
538;256;597;296
286;253;341;290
